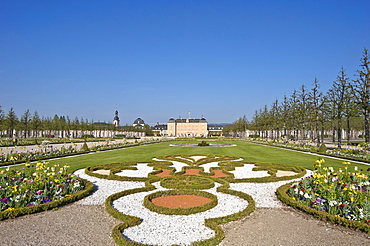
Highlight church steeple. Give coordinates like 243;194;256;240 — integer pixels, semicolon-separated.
113;108;120;127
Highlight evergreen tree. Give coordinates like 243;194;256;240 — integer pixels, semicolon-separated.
5;108;18;137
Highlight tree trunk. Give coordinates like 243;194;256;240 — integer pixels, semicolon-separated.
346;117;351;144
365;110;370;142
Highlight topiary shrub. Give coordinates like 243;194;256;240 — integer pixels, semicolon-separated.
318;143;327;153
82;141;89;152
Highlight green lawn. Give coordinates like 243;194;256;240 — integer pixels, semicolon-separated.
5;140;370;172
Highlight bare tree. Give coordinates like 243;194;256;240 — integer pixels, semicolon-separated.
353;48;370;142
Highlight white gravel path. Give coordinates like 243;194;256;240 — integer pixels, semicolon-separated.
229;164;270;179
74;169;145;205
153;158;190;172
113;182;249;246
115;163;154;178
200;161;220;173
229;170;313;208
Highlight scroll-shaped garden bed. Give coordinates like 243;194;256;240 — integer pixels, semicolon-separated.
84;154;307;245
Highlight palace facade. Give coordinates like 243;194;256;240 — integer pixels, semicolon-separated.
167;116;208;137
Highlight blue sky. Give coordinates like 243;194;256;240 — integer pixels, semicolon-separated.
1;0;369;125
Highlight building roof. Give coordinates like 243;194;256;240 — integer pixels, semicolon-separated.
152;124;168;130
207;124;226;130
113;110;120;121
168;116;207;123
133;118;145;126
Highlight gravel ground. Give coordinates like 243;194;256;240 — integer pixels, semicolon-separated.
220;206;370;246
0;204;119;246
1;203;369;246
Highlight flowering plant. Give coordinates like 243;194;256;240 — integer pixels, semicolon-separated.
0;161;84;212
288;159;370;224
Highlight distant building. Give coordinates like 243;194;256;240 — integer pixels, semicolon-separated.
167;116;208;137
152;123;168;136
113;110;120;127
133;118;145;129
207;124;226;136
151;116;227;137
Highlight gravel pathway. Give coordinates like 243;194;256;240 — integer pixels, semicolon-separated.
0;204;119;246
1;202;368;246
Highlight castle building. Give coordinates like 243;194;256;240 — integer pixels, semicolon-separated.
113;110;120;127
167;116;208;137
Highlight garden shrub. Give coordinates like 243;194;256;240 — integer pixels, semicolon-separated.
318;143;327;153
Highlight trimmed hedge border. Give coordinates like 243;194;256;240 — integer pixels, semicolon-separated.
160;176;215;190
144;190;218;215
106;178;255;246
276;181;370;233
0;178;94;221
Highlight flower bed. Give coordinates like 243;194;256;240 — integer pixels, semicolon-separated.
0;161;93;220
278;158;370;232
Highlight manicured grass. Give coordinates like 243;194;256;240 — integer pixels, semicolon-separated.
4;140;370;172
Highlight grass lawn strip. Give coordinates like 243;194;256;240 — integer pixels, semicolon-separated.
256;142;370;166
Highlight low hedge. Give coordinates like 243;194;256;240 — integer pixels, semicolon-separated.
0;178;94;221
276;182;370;233
160;175;215;190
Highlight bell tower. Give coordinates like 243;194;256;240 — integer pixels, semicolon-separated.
113;108;120;127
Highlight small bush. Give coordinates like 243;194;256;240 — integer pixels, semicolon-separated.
81;141;89;151
318;143;327;153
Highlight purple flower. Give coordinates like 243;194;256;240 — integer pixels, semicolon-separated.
42;198;52;203
28;202;38;206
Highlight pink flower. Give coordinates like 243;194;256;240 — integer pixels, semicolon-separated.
37;190;43;195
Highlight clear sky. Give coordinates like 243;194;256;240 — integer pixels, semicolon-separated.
1;0;369;125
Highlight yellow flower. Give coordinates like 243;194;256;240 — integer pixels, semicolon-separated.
342;161;350;165
4;207;15;212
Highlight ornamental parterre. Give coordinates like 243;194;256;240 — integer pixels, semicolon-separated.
82;154;309;245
